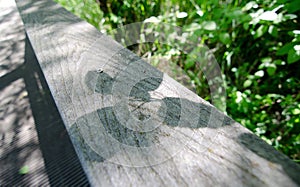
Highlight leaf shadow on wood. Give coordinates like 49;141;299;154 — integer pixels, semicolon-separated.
70;70;233;164
71;69;300;184
238;133;300;185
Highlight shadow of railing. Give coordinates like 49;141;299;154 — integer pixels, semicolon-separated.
0;35;89;186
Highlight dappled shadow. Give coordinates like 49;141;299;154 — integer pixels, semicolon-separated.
238;133;300;185
1;1;42;185
0;1;90;184
71;69;233;163
22;36;90;186
70;60;300;184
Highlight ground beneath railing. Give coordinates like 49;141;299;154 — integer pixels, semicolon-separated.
0;0;89;185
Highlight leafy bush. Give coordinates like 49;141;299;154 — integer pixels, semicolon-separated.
55;0;300;163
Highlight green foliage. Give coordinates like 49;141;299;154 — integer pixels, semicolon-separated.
54;0;103;29
19;165;29;175
55;0;300;163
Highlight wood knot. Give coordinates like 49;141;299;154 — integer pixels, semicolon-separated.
96;68;103;73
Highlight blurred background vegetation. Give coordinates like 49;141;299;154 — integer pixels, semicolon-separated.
54;0;300;163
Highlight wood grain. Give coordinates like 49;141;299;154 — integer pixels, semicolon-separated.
16;0;300;186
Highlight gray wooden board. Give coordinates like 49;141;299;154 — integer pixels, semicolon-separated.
16;0;300;186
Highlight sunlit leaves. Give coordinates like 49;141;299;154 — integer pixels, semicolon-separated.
292;108;300;115
288;47;300;64
243;80;252;88
259;11;278;21
266;64;277;75
268;25;278;37
144;16;160;23
201;21;217;30
219;33;231;45
176;12;188;19
253;25;267;39
254;70;264;77
183;23;201;32
242;1;258;11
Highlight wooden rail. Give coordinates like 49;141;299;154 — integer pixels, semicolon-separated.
16;0;300;186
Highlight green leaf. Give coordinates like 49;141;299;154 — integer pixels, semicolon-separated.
243;22;249;30
255;94;262;100
259;11;278;21
19;166;29;175
109;13;120;23
184;23;201;32
293;30;300;35
254;25;267;39
273;59;285;65
219;33;231;45
235;91;243;103
259;57;271;69
276;43;294;56
202;21;217;31
292;108;300;115
286;0;300;13
287;48;300;64
242;1;258;11
254;70;264;77
261;57;272;63
284;14;297;20
243;80;252;88
177;12;188;18
185;60;195;69
144;16;160;23
267;64;277;76
228;10;244;19
197;10;204;17
268;25;278;37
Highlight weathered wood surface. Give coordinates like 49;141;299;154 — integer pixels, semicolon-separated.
16;0;300;186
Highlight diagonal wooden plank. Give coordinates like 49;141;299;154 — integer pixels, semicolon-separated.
16;0;300;186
